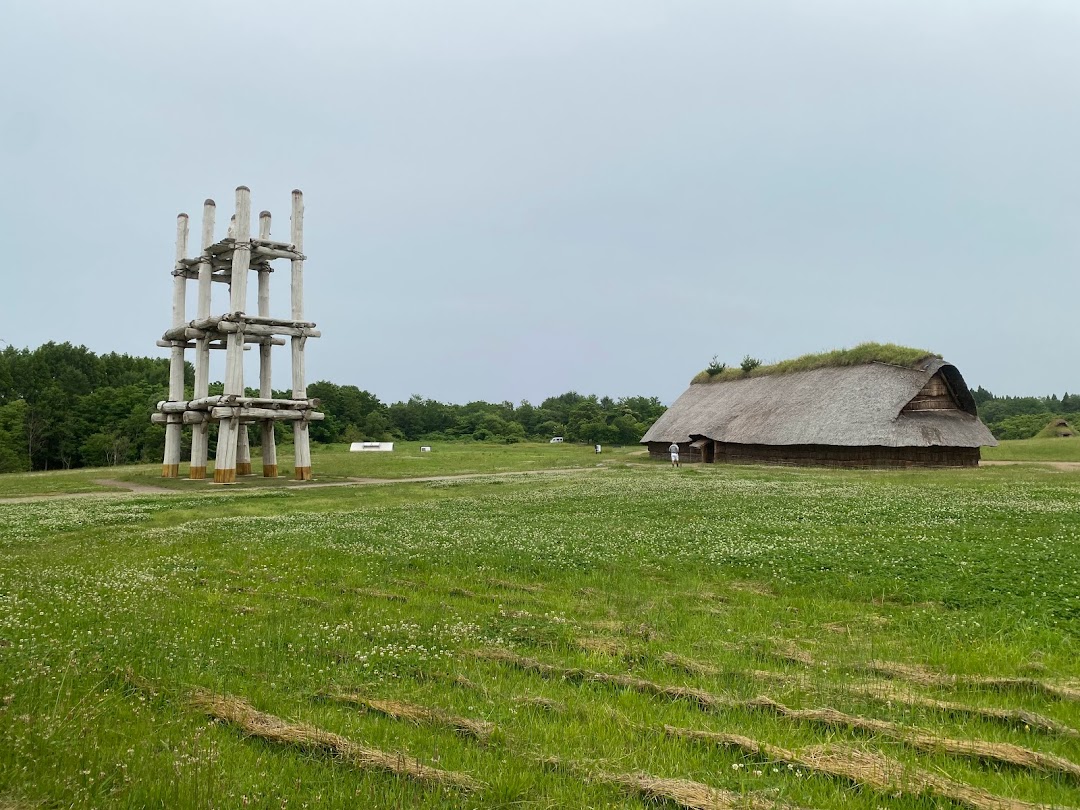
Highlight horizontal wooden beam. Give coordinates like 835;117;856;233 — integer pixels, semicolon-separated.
158;396;320;413
152;411;209;425
163;323;311;340
211;314;317;329
252;245;303;260
211;406;325;421
252;237;298;251
157;339;228;350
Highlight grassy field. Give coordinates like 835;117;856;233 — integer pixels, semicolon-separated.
2;447;1079;808
982;436;1080;463
0;442;640;499
0;468;131;499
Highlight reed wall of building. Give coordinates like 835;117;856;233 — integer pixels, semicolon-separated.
646;441;703;462
712;442;979;468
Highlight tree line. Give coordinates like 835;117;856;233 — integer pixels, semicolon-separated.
970;386;1080;440
0;343;668;472
3;343;1072;473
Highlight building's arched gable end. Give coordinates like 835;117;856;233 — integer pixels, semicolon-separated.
937;363;979;415
901;363;979;417
902;371;960;413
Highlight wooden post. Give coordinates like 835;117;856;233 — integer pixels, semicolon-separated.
162;213;189;477
290;189;312;480
213;186;252;483
189;199;215;479
236;424;253;475
257;210;278;477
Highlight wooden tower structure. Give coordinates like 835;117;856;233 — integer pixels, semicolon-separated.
153;186;323;482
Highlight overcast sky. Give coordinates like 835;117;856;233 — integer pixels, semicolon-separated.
2;1;1078;405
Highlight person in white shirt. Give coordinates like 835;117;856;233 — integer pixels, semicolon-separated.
668;442;680;467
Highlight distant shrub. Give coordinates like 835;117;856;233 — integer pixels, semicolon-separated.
706;356;727;377
740;355;762;373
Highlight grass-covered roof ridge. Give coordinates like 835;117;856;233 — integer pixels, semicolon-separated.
691;342;942;384
1036;418;1076;439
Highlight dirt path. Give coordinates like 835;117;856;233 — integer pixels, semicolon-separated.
317;467;601;489
92;478;180;494
0;466;607;505
979;460;1080;471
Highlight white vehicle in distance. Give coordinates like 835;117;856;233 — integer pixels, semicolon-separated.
549;436;564;443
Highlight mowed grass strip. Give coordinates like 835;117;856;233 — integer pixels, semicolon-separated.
594;771;817;810
762;639;1080;703
576;635;632;657
660;652;805;689
544;758;817;810
748;697;1080;780
665;728;1074;810
659;652;1080;739
189;689;482;792
852;682;1080;738
477;647;1080;780
471;648;733;710
512;695;567;714
856;660;1080;702
326;694;498;743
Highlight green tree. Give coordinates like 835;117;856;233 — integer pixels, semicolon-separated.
361;411;393;441
740;355;762;373
566;398;602;442
0;400;29;473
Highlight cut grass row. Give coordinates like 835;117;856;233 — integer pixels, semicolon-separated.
120;637;1080;810
117;641;1080;810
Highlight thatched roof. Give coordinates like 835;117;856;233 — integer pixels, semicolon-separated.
642;358;997;448
1037;418;1075;438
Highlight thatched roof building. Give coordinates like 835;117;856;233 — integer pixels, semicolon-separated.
1038;418;1075;439
642;347;997;467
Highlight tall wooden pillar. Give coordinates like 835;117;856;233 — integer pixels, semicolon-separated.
162;213;189;477
290;189;312;480
213;186;252;484
236;424;253;475
189;199;215;479
257;210;278;477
